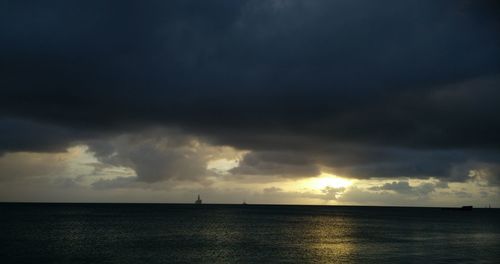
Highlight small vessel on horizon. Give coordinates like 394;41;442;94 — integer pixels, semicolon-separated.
195;194;202;205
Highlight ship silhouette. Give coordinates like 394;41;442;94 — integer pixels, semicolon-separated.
195;194;202;205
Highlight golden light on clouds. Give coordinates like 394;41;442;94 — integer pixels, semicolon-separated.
206;158;239;174
301;173;354;191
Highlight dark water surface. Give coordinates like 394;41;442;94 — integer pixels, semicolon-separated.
1;203;499;263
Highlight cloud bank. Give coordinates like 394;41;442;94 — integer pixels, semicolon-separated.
1;1;500;203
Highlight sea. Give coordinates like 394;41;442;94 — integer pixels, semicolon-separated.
1;203;499;263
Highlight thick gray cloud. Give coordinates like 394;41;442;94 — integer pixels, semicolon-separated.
86;131;212;183
369;181;439;197
1;0;500;187
230;151;320;178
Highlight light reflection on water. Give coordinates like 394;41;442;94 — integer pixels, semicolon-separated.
1;204;499;263
306;216;357;262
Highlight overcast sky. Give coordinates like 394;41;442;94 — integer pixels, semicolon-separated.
1;0;500;206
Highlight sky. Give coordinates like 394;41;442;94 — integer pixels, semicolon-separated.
1;0;500;206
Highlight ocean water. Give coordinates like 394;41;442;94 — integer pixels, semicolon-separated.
1;204;499;263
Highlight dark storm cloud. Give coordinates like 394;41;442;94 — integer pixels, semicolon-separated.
230;151;320;177
0;119;88;154
1;1;500;183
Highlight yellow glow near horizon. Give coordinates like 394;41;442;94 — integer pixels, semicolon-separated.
303;174;353;190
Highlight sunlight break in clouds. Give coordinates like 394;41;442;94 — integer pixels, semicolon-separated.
302;173;354;190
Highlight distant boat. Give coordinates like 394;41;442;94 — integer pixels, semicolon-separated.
195;195;202;205
442;205;473;211
242;201;247;205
